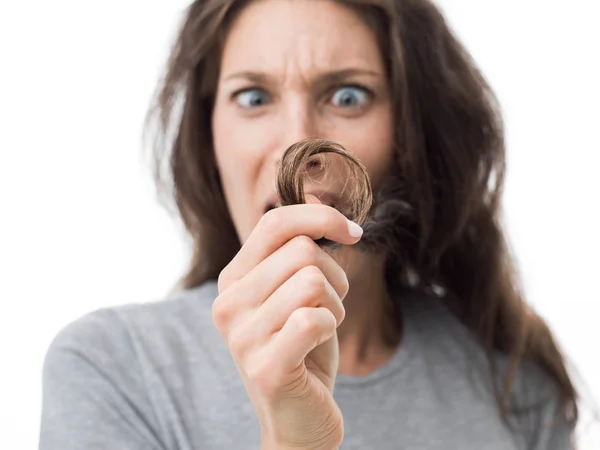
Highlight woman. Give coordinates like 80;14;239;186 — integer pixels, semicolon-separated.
40;0;578;449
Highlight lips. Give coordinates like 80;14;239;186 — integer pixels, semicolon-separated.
265;202;281;213
264;191;338;213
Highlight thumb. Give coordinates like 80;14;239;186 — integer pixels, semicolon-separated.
304;193;323;205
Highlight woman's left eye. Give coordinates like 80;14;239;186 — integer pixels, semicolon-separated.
330;86;370;108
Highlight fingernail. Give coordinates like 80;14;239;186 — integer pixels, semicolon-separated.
347;219;363;238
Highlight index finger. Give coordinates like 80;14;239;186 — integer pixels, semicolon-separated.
220;202;362;289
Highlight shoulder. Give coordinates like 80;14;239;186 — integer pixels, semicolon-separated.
402;291;573;448
507;358;573;449
41;282;221;447
44;280;220;380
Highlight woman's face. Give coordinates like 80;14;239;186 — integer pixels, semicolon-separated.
212;0;394;243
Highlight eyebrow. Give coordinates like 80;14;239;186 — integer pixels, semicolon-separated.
221;68;383;85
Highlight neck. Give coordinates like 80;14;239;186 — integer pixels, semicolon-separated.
334;251;401;377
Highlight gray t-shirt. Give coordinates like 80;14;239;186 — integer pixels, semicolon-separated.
40;281;570;449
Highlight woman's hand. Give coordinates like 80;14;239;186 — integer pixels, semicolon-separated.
212;198;362;450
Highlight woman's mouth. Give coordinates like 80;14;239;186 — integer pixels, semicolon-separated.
264;191;338;213
265;202;281;213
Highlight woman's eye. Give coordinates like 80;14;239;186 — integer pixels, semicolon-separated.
330;86;369;108
234;88;271;108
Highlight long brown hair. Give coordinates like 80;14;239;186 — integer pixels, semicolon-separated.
146;0;578;431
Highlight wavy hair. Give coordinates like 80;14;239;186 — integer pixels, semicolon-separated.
146;0;578;431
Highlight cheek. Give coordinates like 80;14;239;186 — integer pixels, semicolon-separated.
211;102;274;241
212;103;260;194
360;139;395;186
212;105;236;179
366;110;395;184
212;103;268;177
339;109;395;187
211;105;255;233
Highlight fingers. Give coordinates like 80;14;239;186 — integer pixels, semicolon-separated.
217;264;343;369
212;236;348;338
304;193;322;205
218;203;363;292
267;306;338;375
233;265;344;352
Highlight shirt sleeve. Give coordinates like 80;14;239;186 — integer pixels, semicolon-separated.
39;309;165;450
509;360;574;450
526;395;573;450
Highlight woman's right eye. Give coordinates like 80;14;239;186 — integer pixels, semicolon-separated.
233;88;271;109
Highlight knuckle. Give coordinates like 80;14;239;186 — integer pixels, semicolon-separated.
227;327;247;357
291;308;321;336
300;266;327;298
217;267;232;293
291;235;319;264
259;209;284;235
339;273;350;299
211;295;230;329
335;302;346;326
319;209;337;237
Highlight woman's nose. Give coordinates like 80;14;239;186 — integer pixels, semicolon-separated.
285;105;319;144
271;103;319;164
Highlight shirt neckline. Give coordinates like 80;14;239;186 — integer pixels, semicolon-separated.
334;289;420;389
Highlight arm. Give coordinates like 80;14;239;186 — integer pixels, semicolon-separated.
40;309;164;450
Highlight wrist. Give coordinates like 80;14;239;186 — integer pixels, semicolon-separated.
261;443;338;450
260;437;340;450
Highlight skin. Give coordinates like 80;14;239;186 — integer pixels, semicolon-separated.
211;0;397;447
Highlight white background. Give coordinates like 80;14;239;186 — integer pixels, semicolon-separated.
0;1;598;448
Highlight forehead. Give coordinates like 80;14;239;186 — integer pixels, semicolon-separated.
220;0;382;76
